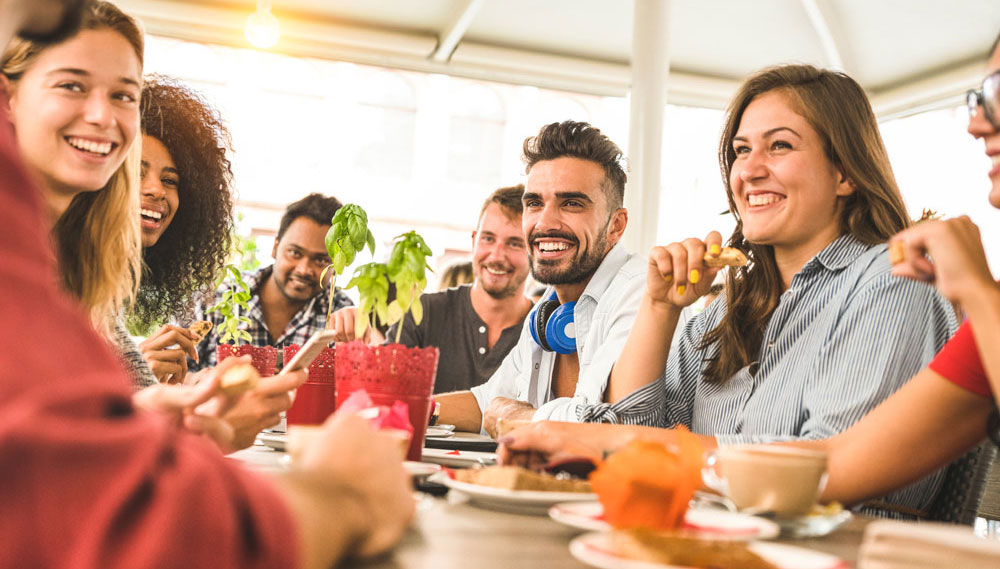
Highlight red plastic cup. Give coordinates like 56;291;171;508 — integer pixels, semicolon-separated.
284;344;337;426
334;341;439;461
216;344;278;376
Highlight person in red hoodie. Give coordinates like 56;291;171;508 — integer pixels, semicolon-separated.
0;2;413;568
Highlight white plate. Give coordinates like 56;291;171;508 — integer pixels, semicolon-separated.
569;531;848;569
430;423;456;431
425;427;455;438
550;501;779;540
404;461;442;479
421;447;497;468
774;508;853;538
433;471;596;515
255;431;286;452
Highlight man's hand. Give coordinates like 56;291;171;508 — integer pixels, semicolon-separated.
890;217;998;305
328;307;384;345
221;370;307;452
483;397;536;439
132;356;253;450
298;411;415;559
138;324;200;383
646;231;725;308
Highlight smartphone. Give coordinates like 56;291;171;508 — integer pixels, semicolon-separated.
280;329;337;374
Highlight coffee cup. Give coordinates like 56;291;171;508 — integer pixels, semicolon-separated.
702;445;828;516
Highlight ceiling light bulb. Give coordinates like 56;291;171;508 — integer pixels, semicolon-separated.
245;2;280;49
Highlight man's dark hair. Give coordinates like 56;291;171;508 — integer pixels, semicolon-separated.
479;183;524;222
521;121;627;211
277;193;344;241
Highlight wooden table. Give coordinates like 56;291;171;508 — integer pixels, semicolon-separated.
231;444;870;568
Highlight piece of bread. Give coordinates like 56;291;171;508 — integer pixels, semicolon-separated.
219;363;260;396
610;528;779;569
454;465;591;493
703;247;748;268
888;240;905;265
188;320;213;342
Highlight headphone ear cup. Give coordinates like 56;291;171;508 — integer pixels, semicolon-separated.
530;300;560;351
545;301;577;355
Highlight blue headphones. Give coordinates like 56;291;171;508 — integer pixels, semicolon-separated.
529;291;577;354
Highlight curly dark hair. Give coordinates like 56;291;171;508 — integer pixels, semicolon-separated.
129;75;235;333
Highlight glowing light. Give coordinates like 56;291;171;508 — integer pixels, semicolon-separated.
245;1;280;49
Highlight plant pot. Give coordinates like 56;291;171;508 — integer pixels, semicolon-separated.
284;344;337;426
216;344;278;377
334;341;439;461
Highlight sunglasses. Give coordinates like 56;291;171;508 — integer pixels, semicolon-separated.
967;70;1000;130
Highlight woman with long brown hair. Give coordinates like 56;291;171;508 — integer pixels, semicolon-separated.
503;64;958;517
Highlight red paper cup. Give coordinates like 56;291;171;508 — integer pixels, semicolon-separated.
334;341;439;462
217;344;278;376
286;382;337;425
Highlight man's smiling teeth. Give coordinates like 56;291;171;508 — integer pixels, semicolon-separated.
67;136;113;156
748;194;784;207
485;267;508;275
538;242;570;252
140;209;163;220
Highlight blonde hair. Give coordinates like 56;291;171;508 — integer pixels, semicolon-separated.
2;1;144;337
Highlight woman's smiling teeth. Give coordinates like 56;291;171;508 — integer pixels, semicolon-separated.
747;193;784;207
140;208;163;221
66;136;114;156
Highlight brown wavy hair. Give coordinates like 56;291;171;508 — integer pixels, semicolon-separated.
702;64;910;384
2;1;144;338
129;75;235;333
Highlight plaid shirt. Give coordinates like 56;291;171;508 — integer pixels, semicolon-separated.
188;265;352;370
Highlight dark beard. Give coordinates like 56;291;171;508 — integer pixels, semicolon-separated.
529;224;609;286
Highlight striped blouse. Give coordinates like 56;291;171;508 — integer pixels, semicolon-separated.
602;234;959;514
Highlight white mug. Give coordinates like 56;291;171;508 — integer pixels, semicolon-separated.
702;445;828;516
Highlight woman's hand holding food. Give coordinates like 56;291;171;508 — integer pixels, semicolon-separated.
889;216;998;305
133;355;255;450
646;231;728;308
138;324;201;383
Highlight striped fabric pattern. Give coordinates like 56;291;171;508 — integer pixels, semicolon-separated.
603;234;959;514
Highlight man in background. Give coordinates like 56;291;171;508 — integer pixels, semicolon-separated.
332;185;533;394
191;193;353;370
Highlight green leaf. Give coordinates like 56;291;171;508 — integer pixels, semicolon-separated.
411;295;423;325
366;230;376;255
386;300;404;326
354;314;369;340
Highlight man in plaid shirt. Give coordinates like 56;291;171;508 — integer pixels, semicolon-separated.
190;193;353;371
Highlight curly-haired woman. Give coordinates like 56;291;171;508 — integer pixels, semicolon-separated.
130;74;236;384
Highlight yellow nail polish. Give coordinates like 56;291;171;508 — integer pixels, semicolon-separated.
690;269;700;284
663;275;672;283
710;244;721;255
677;284;686;296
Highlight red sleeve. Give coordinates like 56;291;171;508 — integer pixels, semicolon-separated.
0;101;300;569
928;320;992;399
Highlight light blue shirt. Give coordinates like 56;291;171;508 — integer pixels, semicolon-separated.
607;234;959;514
471;242;647;425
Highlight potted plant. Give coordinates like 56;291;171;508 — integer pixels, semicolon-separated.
285;204;374;425
211;262;279;376
331;207;439;461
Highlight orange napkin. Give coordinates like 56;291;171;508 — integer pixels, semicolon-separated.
589;427;704;530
